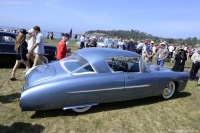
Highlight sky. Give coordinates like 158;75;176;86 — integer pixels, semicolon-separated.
0;0;200;38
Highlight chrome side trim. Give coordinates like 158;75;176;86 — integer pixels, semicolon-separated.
67;84;151;94
63;103;98;110
125;84;151;89
0;52;16;54
67;87;124;94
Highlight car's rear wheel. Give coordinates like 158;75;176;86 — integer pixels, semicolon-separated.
42;56;49;64
161;81;176;99
72;106;91;113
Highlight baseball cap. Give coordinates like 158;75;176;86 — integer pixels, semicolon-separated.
63;33;69;37
20;29;28;34
28;28;34;33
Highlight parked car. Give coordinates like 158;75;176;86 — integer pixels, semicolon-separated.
0;32;57;65
20;48;189;113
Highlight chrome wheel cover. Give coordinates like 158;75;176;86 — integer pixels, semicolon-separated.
162;82;175;99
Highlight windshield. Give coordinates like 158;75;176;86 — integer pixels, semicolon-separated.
60;53;96;74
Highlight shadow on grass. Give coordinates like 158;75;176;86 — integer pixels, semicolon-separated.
31;91;191;119
0;122;45;133
0;93;20;104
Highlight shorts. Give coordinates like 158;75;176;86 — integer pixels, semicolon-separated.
33;54;43;67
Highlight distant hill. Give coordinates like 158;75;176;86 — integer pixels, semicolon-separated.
85;30;200;46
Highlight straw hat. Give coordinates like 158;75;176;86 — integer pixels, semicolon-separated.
150;41;154;44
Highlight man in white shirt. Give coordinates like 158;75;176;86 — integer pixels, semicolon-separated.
136;41;144;54
117;38;125;50
168;44;174;62
190;49;200;80
28;26;44;67
80;34;85;49
104;36;109;47
142;40;148;61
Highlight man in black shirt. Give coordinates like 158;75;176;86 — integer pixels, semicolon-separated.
127;39;136;52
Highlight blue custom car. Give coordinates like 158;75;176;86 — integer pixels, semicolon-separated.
20;48;188;113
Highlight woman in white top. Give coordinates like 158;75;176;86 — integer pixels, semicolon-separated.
117;38;125;50
27;28;36;61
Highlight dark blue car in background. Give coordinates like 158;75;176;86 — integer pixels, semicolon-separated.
0;32;57;65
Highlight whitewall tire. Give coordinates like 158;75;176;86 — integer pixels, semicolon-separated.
72;106;91;113
162;82;176;99
42;56;49;64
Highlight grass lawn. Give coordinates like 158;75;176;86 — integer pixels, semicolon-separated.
0;39;200;133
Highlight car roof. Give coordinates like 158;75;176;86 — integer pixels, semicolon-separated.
76;48;141;73
0;32;56;48
0;32;17;36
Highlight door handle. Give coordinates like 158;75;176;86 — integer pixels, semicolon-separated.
126;75;134;79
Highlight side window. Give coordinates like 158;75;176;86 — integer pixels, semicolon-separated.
75;64;94;73
106;57;140;73
0;35;15;43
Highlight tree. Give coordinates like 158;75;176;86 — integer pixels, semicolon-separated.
85;30;199;46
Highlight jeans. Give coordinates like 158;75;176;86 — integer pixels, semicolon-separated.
157;59;165;67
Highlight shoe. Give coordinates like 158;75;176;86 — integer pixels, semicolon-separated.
195;83;200;87
10;77;17;81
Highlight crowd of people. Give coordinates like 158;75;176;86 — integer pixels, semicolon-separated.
47;32;54;40
79;34;98;48
9;26;45;81
0;28;19;33
122;38;200;86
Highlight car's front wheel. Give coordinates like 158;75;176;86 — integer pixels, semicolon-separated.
161;81;176;99
72;106;91;113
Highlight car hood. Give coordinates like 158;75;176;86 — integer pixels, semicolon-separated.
24;61;71;89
